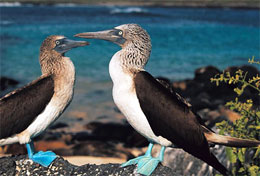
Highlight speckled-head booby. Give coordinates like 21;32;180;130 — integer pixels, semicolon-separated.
75;24;260;176
0;35;89;167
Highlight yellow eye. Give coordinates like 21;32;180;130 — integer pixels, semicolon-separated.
118;31;123;36
55;41;60;45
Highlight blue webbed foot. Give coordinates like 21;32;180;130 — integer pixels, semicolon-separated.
30;150;57;167
121;143;166;176
137;157;162;176
121;154;153;167
26;141;57;167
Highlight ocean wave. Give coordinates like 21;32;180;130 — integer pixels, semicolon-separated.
54;3;78;7
0;2;21;7
0;20;14;25
110;7;148;14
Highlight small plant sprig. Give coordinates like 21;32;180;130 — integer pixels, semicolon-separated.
248;56;260;65
211;59;260;176
210;69;260;96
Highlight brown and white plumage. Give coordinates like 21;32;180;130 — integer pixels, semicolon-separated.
0;75;54;139
0;35;88;146
75;24;260;175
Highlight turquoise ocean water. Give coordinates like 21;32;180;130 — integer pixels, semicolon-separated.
0;4;259;123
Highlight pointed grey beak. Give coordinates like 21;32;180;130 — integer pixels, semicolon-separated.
74;29;126;46
54;38;89;54
63;38;89;49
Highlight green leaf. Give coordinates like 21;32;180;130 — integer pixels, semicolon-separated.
211;62;260;175
253;147;260;159
248;165;259;176
226;147;237;163
241;148;246;154
238;149;245;163
256;111;260;118
238;167;245;173
215;174;223;176
234;88;243;96
248;125;256;129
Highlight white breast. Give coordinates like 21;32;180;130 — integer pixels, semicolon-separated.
29;57;75;138
0;57;75;146
109;52;172;147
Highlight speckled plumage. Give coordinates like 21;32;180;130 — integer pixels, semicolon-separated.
115;24;151;72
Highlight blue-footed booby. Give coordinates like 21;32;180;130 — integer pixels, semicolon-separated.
0;35;89;167
75;24;260;176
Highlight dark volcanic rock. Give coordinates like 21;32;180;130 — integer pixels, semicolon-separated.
72;141;125;157
49;122;69;130
0;155;177;176
194;65;221;82
85;122;133;142
173;65;260;111
225;65;260;81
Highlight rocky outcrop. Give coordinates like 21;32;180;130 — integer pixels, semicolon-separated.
0;155;177;176
173;65;260;112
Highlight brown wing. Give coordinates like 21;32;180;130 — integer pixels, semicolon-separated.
0;75;54;138
156;78;214;133
135;71;228;175
134;71;209;153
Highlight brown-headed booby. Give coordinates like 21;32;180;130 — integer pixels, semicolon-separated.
75;24;260;176
0;35;89;167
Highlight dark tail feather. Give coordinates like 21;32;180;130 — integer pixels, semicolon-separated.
202;126;260;148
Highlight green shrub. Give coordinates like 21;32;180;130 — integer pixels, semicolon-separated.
210;57;260;176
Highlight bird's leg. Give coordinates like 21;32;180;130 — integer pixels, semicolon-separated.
26;141;57;167
137;146;166;176
26;141;35;158
143;142;154;158
121;143;154;167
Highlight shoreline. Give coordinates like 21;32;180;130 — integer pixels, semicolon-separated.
1;1;260;9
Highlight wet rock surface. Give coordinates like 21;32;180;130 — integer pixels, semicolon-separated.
0;155;177;176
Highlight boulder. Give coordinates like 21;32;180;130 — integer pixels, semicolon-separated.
172;65;260;111
0;155;177;176
163;145;228;176
194;65;221;82
85;122;133;142
225;65;260;81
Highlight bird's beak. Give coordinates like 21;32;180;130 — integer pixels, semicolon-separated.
55;38;89;54
63;38;89;49
74;29;126;46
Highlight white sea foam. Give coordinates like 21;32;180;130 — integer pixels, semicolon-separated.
54;3;78;7
110;7;147;14
0;2;21;7
0;20;14;25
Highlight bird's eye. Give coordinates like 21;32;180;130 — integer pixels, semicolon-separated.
55;41;60;45
118;31;123;36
